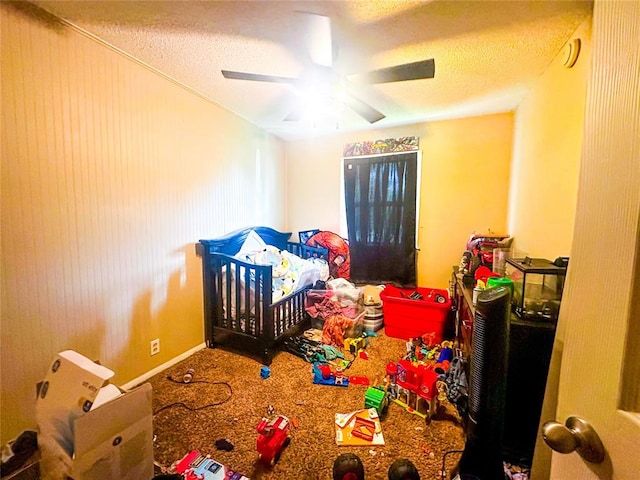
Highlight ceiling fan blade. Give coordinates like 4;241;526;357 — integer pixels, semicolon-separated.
344;94;385;124
303;13;334;67
221;70;301;84
353;59;435;84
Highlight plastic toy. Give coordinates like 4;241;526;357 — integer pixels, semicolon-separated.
312;362;350;387
255;415;291;465
398;360;438;416
172;450;249;480
364;386;389;416
344;336;367;355
465;233;510;270
386;360;439;422
350;416;377;442
349;376;370;386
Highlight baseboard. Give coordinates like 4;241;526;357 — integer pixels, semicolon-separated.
121;343;206;390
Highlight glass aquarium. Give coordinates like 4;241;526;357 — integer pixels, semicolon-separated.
505;257;568;321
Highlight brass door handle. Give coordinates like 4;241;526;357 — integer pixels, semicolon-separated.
542;416;605;463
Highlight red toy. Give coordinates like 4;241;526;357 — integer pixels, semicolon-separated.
388;359;440;422
256;415;292;465
173;450;249;480
305;231;351;279
466;233;510;270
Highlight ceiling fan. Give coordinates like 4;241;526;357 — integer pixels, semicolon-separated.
221;13;435;124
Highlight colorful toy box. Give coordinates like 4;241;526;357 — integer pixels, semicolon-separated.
380;285;451;342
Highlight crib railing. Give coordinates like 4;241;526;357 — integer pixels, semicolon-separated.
197;236;327;364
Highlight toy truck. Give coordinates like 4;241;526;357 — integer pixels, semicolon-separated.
256;414;291;465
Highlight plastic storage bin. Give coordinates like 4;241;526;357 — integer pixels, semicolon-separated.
381;285;452;341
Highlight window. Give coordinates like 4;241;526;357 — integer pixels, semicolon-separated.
343;152;418;285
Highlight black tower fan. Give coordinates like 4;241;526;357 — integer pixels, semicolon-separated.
452;286;511;480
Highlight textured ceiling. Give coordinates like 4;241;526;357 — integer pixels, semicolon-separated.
31;0;593;141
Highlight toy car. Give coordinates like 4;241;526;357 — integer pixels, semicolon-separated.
256;415;291;465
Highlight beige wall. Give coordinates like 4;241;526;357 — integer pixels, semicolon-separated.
1;4;286;443
514;19;591;478
286;113;513;289
508;22;591;260
1;2;591;449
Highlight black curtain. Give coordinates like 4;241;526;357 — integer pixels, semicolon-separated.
344;152;418;286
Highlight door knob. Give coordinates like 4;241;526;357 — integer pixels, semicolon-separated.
542;416;605;463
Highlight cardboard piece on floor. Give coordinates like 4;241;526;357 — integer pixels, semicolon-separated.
36;350;154;480
334;408;385;446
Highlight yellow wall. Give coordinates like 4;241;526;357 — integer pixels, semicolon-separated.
0;2;591;448
515;19;592;478
286;113;513;288
1;3;286;443
509;22;591;260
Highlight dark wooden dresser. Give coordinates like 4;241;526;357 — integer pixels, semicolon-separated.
451;267;557;466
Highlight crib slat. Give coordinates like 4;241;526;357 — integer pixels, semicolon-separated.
262;268;273;341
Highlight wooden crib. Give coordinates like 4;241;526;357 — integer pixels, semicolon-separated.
196;226;328;365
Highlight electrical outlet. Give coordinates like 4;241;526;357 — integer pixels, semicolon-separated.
150;338;160;356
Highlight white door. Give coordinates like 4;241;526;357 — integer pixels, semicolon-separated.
534;1;640;479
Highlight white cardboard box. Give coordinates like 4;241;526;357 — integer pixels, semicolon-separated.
36;350;154;480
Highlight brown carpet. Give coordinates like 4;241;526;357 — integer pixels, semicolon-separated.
147;329;466;480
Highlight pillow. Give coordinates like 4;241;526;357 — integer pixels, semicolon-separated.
235;230;268;261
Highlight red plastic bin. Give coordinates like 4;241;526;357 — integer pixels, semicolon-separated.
380;285;452;342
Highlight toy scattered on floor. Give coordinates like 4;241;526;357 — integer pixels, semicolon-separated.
255;414;291;465
344;335;368;355
360;338;459;423
332;454;420;480
283;335;345;364
214;438;234;452
404;335;453;363
172;450;249;480
364;386;389;416
313;362;350;387
437;355;469;419
350;416;377;442
387;359;439;422
260;366;270;379
335;408;384;446
349;376;370;386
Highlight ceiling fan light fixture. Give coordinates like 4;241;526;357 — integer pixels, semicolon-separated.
302;94;343;119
